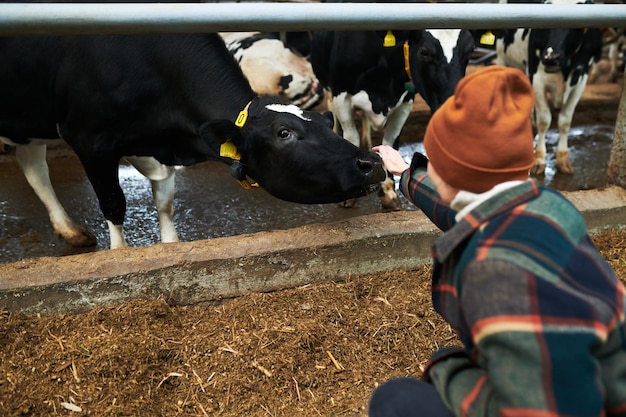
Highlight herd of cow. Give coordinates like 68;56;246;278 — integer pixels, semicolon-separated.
0;0;620;252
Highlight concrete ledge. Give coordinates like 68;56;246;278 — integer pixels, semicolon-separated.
1;186;625;315
0;211;440;315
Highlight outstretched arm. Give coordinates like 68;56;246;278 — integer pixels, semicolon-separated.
374;145;456;231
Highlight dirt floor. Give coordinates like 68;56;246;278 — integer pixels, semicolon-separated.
1;229;625;417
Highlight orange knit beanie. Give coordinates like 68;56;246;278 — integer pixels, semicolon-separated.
423;65;535;194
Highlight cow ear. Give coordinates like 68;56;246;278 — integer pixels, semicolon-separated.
199;120;245;161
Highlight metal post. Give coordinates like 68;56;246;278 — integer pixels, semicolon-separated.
608;70;626;188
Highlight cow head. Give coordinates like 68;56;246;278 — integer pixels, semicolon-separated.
199;96;387;204
384;29;476;113
224;33;324;110
528;0;600;76
528;26;602;83
530;28;585;73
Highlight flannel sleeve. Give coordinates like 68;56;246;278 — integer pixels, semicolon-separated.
427;259;609;417
398;155;457;232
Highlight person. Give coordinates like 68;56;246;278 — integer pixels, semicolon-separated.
368;65;626;417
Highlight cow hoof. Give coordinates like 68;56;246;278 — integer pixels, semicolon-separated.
338;198;358;208
380;194;402;211
555;160;575;175
379;179;402;211
530;163;546;176
58;227;98;248
555;151;574;175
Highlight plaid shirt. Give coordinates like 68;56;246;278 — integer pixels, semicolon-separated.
400;165;626;417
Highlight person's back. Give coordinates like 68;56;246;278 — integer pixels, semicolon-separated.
370;66;626;417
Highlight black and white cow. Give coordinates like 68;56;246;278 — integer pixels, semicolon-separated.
495;0;603;175
220;32;324;110
310;30;413;209
0;33;386;249
310;28;475;208
391;29;477;113
311;30;414;151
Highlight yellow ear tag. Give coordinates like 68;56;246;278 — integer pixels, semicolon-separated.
220;139;241;161
383;31;396;48
480;31;496;46
235;110;248;127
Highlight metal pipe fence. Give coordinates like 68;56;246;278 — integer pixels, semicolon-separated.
0;3;625;35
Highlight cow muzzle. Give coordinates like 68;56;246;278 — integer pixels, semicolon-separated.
357;154;387;184
542;47;561;73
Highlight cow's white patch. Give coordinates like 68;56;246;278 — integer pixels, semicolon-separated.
265;104;311;121
352;91;387;130
427;29;462;63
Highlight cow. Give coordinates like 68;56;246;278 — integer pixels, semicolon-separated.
310;28;475;209
0;33;386;250
310;30;413;210
391;29;477;114
494;0;603;175
220;32;324;110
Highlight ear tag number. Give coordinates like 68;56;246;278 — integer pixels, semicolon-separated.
383;31;396;47
220;139;241;161
235;110;248;127
480;31;496;46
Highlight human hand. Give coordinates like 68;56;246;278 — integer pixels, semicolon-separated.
420;346;467;383
372;145;409;176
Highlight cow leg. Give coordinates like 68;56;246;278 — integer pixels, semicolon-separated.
608;41;622;82
360;117;372;150
332;93;360;147
531;79;552;176
125;156;179;243
76;153;128;249
15;143;97;247
381;100;413;149
532;109;550;176
358;116;401;210
377;100;413;211
332;93;361;208
554;77;587;175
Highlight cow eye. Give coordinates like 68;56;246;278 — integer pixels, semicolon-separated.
278;128;293;140
418;47;432;62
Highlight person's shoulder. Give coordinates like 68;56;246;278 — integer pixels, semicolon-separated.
524;183;588;240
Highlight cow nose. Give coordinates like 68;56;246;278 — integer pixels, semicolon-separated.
543;47;560;65
356;154;386;182
356;157;375;175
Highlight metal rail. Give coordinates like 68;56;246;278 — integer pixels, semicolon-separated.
0;3;625;35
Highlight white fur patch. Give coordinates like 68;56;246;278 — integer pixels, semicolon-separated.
426;29;462;63
265;104;311;121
